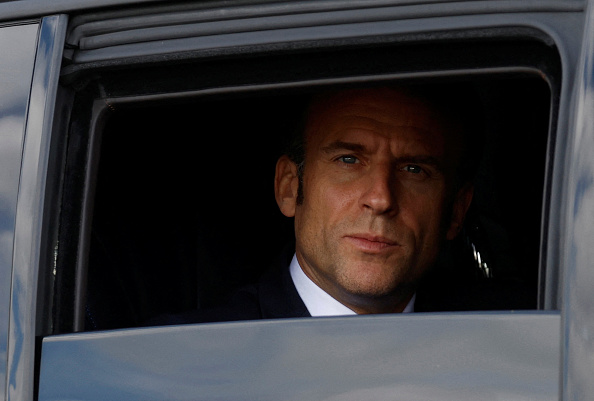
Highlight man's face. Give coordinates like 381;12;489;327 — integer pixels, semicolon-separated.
275;88;472;314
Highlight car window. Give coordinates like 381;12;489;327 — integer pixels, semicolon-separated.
69;77;549;331
39;1;564;330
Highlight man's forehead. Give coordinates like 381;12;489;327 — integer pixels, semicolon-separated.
305;88;454;143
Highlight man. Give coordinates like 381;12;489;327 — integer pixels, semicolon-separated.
272;86;473;317
151;85;531;326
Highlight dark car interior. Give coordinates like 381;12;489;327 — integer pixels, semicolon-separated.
48;37;557;333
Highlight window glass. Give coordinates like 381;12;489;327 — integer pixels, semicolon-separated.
39;312;560;401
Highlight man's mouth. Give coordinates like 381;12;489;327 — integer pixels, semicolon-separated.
344;234;399;252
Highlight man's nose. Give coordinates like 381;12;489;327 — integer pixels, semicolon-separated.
360;164;398;216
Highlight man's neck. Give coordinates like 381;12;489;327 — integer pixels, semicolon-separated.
289;254;415;316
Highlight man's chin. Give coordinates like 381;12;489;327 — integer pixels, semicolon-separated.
339;283;416;314
339;275;407;300
337;265;418;301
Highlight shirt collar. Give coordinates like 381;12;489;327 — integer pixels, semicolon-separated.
289;254;415;317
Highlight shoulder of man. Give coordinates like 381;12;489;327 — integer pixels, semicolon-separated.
144;245;309;326
142;284;261;326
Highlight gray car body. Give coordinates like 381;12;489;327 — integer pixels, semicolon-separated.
0;1;591;400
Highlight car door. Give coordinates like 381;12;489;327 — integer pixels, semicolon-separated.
35;2;574;400
2;1;593;401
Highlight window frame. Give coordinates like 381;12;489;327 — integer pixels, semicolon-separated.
54;43;563;334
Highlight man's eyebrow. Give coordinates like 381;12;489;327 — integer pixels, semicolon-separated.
321;141;366;154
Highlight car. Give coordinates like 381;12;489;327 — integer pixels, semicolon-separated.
0;0;592;400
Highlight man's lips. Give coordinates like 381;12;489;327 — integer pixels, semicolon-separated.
344;234;399;252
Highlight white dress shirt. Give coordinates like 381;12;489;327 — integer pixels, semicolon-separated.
289;254;415;317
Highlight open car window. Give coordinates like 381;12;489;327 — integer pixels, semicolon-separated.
75;77;550;331
37;0;565;332
46;34;558;331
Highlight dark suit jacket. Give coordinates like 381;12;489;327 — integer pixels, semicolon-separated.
147;245;536;326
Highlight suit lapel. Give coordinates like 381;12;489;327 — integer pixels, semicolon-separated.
257;247;311;319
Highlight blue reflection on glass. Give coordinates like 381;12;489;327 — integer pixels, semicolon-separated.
39;313;560;401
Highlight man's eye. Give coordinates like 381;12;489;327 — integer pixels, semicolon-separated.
403;165;422;174
337;155;359;164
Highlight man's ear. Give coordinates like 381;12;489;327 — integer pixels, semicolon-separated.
446;183;474;240
274;155;300;217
